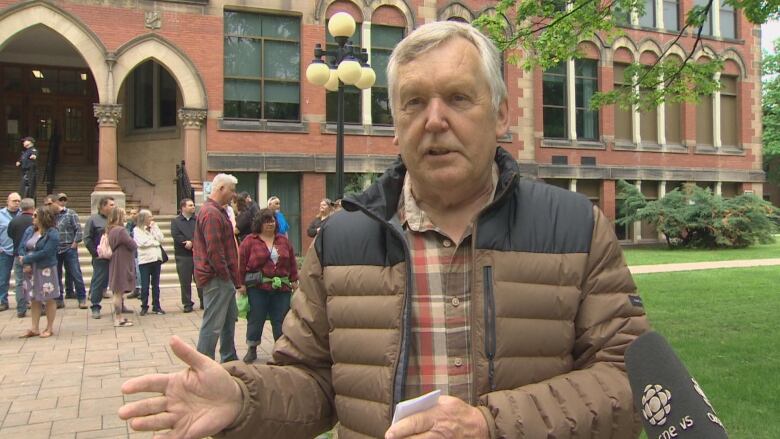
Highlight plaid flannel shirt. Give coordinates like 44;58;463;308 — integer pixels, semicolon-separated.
55;208;82;254
193;198;240;288
399;164;499;402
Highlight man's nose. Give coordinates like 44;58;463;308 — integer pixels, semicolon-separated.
424;98;449;133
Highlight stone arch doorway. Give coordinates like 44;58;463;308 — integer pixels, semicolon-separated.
0;24;100;169
116;59;185;214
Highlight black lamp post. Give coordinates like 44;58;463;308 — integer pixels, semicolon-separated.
306;12;376;200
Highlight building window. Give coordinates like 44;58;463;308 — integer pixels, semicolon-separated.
663;0;679;31
720;2;736;38
223;12;300;121
639;86;658;144
665;99;682;144
326;20;362;124
543;63;567;139
371;24;404;126
613;64;633;142
543;59;599;140
638;0;655;27
575;60;599;140
720;76;738;146
131;61;177;130
694;0;713;35
696;93;714;146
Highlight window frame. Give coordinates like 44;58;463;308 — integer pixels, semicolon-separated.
223;11;302;122
370;23;405;126
126;61;179;134
542;63;568;139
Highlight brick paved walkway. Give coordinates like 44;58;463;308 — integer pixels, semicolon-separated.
1;258;778;438
0;289;275;438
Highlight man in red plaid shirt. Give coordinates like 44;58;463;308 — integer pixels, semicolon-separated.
194;173;243;362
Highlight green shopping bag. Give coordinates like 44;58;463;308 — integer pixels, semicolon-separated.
236;293;249;319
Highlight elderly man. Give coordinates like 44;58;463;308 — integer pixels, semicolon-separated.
120;22;649;438
192;174;242;362
0;193;22;312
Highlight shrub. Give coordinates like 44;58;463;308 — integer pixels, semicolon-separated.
617;181;779;248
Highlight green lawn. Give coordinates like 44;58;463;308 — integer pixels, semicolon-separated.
635;267;780;439
623;238;780;266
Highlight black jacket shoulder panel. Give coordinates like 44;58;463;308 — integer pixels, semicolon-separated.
315;209;405;267
476;179;594;254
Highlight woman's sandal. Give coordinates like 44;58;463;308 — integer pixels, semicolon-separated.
19;329;40;338
114;319;134;327
39;330;53;338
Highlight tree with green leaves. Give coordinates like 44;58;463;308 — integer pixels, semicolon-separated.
763;38;780;184
476;0;779;110
616;180;778;248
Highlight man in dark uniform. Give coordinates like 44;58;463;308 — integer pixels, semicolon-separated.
15;137;38;199
170;198;203;313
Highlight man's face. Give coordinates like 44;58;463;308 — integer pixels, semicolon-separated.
100;200;116;216
392;37;508;194
217;183;236;206
57;199;67;208
183;201;196;216
45;199;62;212
6;194;21;212
22;140;31;149
268;198;280;211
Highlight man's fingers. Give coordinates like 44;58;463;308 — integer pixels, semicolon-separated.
117;396;168;420
385;413;433;439
121;373;170;395
128;412;180;432
169;335;213;371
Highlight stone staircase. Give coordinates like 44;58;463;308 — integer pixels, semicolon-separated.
1;165;185;293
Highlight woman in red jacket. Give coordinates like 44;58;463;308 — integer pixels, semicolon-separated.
238;208;298;363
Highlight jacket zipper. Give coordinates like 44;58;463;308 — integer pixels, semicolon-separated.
483;266;496;391
469;170;517;400
342;201;413;420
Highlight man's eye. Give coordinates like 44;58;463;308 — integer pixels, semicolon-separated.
404;98;422;108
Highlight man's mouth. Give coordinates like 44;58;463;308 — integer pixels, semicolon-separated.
426;147;452;156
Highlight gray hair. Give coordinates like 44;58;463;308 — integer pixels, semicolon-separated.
20;198;35;211
212;173;238;190
387;21;507;115
137;209;153;226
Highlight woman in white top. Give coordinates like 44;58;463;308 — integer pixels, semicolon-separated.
133;209;165;315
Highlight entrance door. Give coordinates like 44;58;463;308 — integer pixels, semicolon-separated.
28;99;55;168
1;96;25;163
59;100;93;164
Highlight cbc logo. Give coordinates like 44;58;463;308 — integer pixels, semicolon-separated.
641;384;672;426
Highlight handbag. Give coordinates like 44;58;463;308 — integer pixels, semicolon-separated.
244;272;262;287
160;245;169;263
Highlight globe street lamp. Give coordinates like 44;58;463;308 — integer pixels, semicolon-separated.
306;12;376;200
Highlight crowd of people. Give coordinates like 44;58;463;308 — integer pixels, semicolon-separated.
0;183;328;352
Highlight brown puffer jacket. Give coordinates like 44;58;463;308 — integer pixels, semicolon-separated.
218;147;650;439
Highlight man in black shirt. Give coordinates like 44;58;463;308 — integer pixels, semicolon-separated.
170;198;202;312
8;198;34;317
15;137;38;199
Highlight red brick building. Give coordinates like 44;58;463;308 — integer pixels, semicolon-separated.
0;0;764;252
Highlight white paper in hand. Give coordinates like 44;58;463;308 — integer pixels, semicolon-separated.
391;389;441;425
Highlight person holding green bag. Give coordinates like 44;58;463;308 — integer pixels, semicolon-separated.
237;208;298;363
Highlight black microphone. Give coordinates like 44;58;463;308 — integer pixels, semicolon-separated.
625;331;728;439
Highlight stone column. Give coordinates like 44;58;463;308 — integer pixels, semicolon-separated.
91;104;125;213
178;108;207;202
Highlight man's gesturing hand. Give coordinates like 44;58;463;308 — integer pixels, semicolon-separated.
118;336;243;439
384;395;489;439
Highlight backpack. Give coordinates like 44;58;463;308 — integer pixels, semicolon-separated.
97;232;112;259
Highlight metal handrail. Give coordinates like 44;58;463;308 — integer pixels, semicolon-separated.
118;162;155;187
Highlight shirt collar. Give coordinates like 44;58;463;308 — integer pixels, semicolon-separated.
398;162;499;235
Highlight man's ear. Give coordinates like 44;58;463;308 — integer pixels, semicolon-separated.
494;99;510;138
393;136;399;147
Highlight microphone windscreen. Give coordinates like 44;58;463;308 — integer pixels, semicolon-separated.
625;331;728;439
